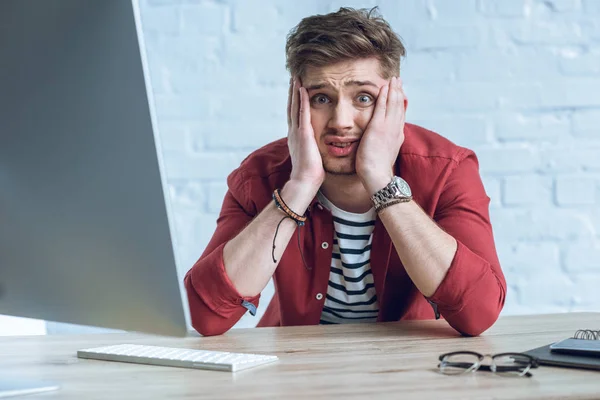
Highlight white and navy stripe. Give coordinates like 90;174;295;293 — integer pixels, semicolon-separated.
317;192;379;325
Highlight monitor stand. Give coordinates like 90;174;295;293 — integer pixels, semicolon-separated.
0;380;59;398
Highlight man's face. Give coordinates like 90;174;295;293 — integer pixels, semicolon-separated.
303;58;390;176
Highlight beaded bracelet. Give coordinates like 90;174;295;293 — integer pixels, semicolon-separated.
272;188;307;225
271;189;310;270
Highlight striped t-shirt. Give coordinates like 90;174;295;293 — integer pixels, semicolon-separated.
317;191;379;324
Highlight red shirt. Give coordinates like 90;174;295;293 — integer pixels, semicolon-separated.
184;123;506;336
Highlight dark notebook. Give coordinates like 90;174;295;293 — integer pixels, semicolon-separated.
524;329;600;371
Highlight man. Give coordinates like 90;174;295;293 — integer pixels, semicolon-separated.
184;7;506;337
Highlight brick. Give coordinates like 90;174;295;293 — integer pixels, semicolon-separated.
207;182;229;214
456;49;560;82
163;152;240;180
223;32;288;87
490;208;595;241
429;0;478;20
410;116;490;146
476;147;539;174
153;94;222;120
540;79;600;108
180;3;227;36
494;113;568;142
511;21;583;45
503;175;553;205
501;283;521;312
148;35;221;68
412;26;480;50
501;304;569;315
406;83;497;117
572;109;600;138
497;242;561;273
168;181;206;211
204;120;286;150
540;144;600;172
559;50;600;76
172;210;218;248
376;0;432;28
593;209;600;234
167;60;254;94
145;0;182;6
146;64;169;95
213;89;288;121
564;242;600;272
232;3;280;34
401;52;456;82
481;176;502;207
139;1;180;35
537;0;579;12
455;52;513;82
325;0;378;13
479;0;526;17
517;273;574;307
496;83;543;110
157;121;191;153
232;0;329;36
570;275;600;310
555;175;597;206
581;19;600;41
583;0;600;13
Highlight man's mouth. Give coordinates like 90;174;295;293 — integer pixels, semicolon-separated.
330;142;355;148
325;138;361;157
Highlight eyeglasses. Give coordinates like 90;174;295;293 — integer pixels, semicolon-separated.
438;351;539;377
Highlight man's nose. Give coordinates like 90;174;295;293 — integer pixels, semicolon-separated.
327;100;354;132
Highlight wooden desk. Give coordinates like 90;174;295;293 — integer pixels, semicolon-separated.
1;313;599;399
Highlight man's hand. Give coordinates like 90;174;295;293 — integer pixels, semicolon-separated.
355;76;408;195
287;78;325;192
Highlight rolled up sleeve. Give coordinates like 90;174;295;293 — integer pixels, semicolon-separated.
184;171;260;336
428;150;506;336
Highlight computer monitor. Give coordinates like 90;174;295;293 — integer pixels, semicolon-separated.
0;0;189;339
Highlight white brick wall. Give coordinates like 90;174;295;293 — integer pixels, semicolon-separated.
136;0;600;328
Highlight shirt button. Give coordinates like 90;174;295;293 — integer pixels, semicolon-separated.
316;293;323;300
321;242;329;249
316;204;323;210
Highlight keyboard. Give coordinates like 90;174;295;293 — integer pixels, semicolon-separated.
77;344;279;372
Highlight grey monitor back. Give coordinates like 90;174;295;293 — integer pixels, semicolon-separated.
0;0;188;337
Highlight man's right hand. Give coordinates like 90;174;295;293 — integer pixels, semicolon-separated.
287;78;325;191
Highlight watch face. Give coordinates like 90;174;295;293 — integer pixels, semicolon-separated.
394;176;412;197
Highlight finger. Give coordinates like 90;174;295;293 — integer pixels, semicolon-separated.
386;76;399;119
398;77;408;121
298;87;311;130
290;78;299;129
371;81;389;123
287;77;293;127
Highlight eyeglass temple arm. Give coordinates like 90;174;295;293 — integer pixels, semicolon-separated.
441;362;533;377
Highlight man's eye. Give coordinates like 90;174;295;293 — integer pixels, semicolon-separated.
311;95;330;105
357;95;373;104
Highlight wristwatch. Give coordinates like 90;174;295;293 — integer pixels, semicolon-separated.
370;176;413;212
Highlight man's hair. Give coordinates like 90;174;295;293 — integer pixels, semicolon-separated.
285;7;406;79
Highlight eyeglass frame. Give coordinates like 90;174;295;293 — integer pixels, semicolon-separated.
438;351;539;377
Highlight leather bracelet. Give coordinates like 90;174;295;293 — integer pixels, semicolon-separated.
375;197;411;213
271;188;310;270
272;188;307;225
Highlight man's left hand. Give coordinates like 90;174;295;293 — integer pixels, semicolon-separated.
356;76;407;195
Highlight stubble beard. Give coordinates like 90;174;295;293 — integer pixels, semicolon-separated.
322;154;357;176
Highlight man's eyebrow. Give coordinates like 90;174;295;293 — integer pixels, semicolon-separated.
305;80;379;91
